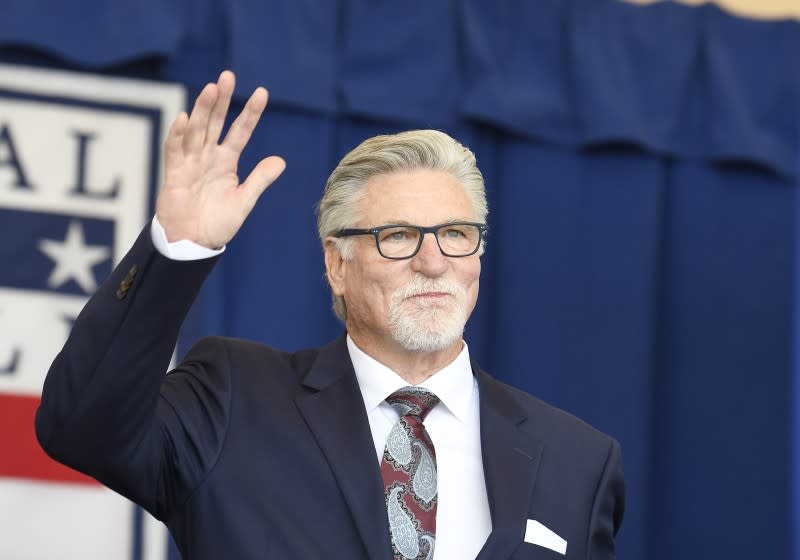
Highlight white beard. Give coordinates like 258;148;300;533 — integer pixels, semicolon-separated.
388;275;468;352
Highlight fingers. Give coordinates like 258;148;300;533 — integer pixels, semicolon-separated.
222;87;268;155
206;70;235;146
184;71;267;158
184;82;218;153
164;112;188;169
239;156;286;212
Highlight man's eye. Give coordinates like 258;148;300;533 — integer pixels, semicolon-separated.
443;228;465;238
380;228;414;243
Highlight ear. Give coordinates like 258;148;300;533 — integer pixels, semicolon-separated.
324;237;346;296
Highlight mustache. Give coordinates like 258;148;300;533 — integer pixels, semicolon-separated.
393;275;465;300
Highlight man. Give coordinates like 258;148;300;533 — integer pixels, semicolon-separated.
37;71;624;559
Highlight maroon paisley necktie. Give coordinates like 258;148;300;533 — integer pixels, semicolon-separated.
381;387;441;560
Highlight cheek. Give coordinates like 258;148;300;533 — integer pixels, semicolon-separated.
463;260;481;307
344;264;399;312
465;259;481;289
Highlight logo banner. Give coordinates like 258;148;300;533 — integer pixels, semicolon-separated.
0;63;185;560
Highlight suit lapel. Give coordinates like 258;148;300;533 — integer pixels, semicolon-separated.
474;366;544;560
294;336;392;560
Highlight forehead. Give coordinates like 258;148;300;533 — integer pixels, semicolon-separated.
360;169;476;225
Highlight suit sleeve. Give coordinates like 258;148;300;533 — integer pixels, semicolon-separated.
34;226;224;521
586;438;625;559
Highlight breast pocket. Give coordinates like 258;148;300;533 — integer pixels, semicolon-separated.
511;541;570;559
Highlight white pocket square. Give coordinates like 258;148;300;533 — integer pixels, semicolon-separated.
524;520;567;555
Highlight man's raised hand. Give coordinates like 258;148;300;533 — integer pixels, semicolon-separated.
156;70;286;249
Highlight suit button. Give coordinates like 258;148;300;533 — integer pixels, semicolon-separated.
115;264;139;300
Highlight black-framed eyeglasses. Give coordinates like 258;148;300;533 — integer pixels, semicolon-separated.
335;222;487;260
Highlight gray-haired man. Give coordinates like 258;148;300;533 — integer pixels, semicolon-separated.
38;71;624;560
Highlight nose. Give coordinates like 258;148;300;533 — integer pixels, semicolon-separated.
409;232;448;277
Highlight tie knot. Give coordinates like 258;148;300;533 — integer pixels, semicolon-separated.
386;387;440;421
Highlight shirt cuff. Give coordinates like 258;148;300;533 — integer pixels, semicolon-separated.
150;216;225;261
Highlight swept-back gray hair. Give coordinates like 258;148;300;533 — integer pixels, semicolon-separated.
316;129;488;323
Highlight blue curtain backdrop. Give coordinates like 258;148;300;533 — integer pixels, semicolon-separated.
2;1;799;559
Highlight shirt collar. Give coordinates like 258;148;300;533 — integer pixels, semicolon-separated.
347;334;475;424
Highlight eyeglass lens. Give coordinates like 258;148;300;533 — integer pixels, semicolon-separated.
377;224;481;258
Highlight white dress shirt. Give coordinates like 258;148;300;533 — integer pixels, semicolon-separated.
151;216;225;260
347;336;492;559
151;218;493;558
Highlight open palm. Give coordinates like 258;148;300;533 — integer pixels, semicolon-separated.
156;70;286;249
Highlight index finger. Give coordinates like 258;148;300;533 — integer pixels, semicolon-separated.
221;87;268;155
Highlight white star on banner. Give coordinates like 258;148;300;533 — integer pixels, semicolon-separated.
38;220;111;294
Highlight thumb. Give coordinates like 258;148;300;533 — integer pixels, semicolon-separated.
239;156;286;212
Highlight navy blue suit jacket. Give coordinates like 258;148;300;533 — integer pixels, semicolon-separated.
36;228;624;559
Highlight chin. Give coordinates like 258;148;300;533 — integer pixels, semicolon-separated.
389;307;466;353
393;331;462;353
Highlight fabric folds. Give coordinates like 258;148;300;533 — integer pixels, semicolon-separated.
1;0;797;177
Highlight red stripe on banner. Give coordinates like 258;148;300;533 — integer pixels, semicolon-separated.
0;394;100;485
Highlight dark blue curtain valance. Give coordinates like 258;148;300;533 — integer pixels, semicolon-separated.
0;0;183;65
2;0;799;177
